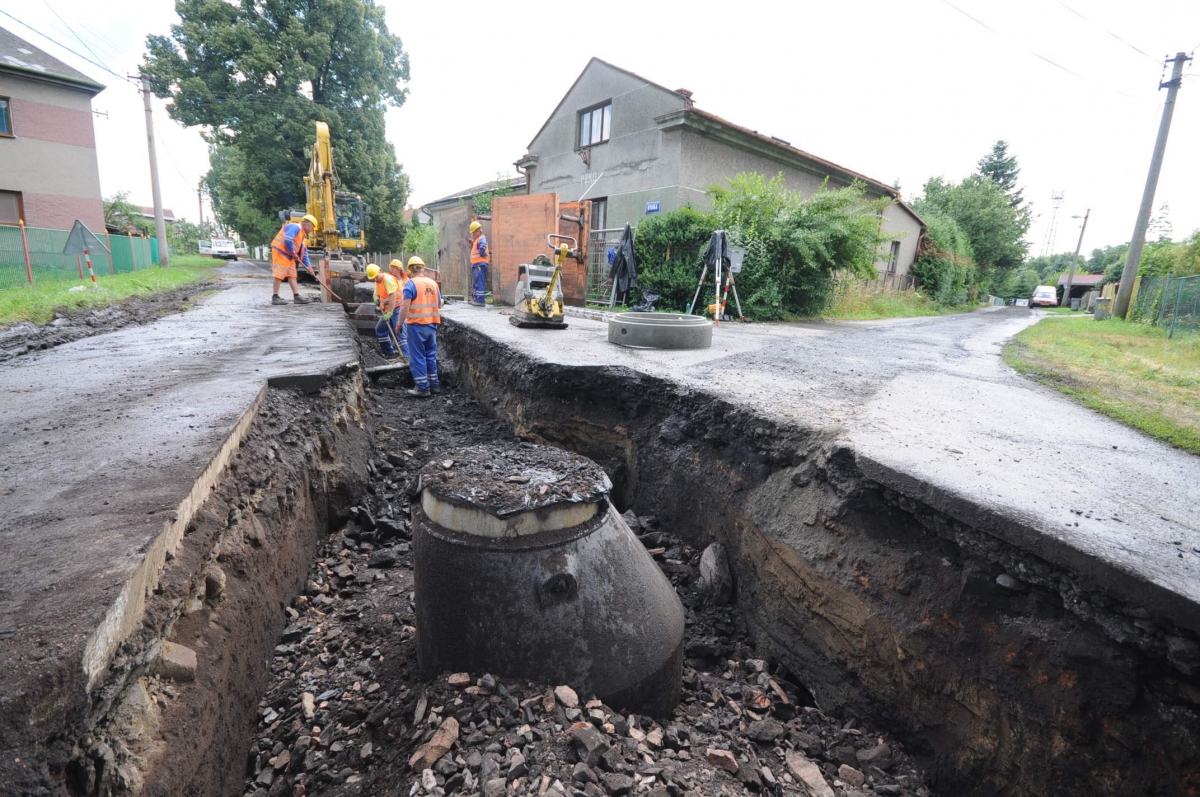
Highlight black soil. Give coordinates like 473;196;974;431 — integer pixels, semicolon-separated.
0;280;223;363
418;444;612;517
239;369;933;797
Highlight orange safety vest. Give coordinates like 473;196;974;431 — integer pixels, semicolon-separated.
407;275;442;325
375;273;401;308
471;233;489;266
271;224;307;266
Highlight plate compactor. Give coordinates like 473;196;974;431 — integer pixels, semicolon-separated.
510;234;578;329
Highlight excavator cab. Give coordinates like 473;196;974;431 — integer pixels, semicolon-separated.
333;192;370;254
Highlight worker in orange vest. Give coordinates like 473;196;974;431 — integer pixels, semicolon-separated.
270;214;317;305
367;263;405;358
468;220;489;305
386;258;410;357
396;256;443;397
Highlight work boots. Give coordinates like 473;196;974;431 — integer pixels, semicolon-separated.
293;295;311;305
406;388;431;398
271;295;287;306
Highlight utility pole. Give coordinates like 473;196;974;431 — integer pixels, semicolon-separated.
138;74;170;267
1114;51;1191;319
197;184;204;228
1060;209;1089;311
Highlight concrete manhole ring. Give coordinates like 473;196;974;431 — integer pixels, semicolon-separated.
607;312;713;349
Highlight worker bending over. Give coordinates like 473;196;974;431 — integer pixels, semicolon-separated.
396;256;443;397
270;214;318;305
368;264;404;358
386;258;410;357
469;220;489;305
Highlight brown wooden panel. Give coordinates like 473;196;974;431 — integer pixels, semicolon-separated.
491;194;557;306
436;204;471;297
557;201;590;307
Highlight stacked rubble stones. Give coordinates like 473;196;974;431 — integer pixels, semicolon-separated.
242;381;933;797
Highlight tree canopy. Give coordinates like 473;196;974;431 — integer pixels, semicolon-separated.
143;0;411;247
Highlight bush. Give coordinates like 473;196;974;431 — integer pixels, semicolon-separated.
631;207;714;312
910;212;976;306
404;219;439;254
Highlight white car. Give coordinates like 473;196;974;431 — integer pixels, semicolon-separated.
1030;285;1059;308
199;238;249;261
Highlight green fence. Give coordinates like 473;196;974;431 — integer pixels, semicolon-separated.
1157;275;1200;338
0;224;158;290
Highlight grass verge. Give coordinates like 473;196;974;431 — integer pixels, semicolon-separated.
0;256;220;328
817;282;971;321
1003;317;1200;455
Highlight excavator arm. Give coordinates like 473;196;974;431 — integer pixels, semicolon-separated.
304;122;340;254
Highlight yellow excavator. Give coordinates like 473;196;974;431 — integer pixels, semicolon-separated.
511;234;577;329
280;122;369;298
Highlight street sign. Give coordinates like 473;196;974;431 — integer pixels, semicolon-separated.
62;220;110;255
645;201;661;214
729;245;746;273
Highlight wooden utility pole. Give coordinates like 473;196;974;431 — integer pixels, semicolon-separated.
138;74;170;267
197;185;205;228
1061;209;1089;310
1113;51;1191;319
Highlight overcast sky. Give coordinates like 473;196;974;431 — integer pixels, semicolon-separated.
3;0;1198;253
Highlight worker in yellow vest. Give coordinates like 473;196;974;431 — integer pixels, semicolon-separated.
270;214;317;305
469;220;489;305
396;256;443;397
367;264;404;358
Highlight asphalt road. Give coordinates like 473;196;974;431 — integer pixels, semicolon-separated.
446;305;1200;630
0;273;355;743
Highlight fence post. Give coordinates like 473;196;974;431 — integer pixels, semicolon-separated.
105;232;115;275
1157;276;1172;327
129;234;138;271
18;219;34;285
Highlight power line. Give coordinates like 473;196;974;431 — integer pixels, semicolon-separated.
0;9;135;85
1056;1;1160;65
42;0;108;69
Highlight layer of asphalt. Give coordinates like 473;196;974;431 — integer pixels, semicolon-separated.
444;305;1200;630
0;273;354;741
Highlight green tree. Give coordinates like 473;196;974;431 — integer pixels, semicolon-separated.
404;217;439;255
910;213;976;306
977;140;1023;205
143;0;411;248
913;174;1029;291
103;191;153;236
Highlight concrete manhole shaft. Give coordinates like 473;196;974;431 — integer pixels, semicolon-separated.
607;312;713;349
412;444;684;716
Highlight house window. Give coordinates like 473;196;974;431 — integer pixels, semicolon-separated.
887;241;901;274
591;198;608;231
0;190;23;225
578;102;611;148
0;97;12;136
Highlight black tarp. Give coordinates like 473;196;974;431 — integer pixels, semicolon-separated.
608;223;638;296
702;230;730;273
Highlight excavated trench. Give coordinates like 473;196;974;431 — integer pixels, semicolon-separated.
59;317;1200;797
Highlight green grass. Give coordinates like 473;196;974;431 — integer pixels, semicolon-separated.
1003;317;1200;455
0;258;221;328
816;282;972;321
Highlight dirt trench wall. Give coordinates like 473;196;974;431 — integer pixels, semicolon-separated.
441;321;1200;797
62;375;369;797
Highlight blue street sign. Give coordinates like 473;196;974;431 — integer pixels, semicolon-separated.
645;201;661;214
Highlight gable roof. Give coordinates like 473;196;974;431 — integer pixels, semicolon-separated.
1057;273;1104;287
525;57;691;150
0;26;104;93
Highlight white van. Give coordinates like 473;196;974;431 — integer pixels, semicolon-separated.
199;238;249;261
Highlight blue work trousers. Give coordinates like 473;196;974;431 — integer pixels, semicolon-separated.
472;263;488;304
407;323;440;392
375;312;406;357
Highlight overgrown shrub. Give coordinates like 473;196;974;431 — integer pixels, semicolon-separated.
910;213;976;305
633;173;891;319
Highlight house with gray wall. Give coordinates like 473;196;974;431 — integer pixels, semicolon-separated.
0;27;105;231
515;58;924;280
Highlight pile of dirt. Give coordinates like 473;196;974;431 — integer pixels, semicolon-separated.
240;378;933;797
0;280;222;362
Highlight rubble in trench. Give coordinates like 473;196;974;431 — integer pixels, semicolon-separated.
241;379;933;797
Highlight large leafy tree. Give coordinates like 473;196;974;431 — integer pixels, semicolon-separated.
977;140;1022;206
143;0;411;247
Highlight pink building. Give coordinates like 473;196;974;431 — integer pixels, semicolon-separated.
0;26;105;231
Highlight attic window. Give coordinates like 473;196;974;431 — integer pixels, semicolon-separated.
579;102;611;148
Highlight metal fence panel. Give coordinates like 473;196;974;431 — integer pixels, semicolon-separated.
1160;275;1200;338
586;229;629;304
0;224;157;289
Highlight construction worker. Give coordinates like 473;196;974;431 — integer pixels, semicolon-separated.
386;259;409;357
271;214;318;305
396;256;443;397
367;264;404;358
468;220;489;305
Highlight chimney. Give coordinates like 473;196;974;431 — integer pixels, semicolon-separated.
675;88;694;107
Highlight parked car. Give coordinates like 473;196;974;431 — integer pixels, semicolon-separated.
1030;285;1059;308
199;238;249;261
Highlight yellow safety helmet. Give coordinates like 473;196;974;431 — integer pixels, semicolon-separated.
301;214;319;227
469;221;482;233
389;259;404;270
365;264;381;279
407;256;425;271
